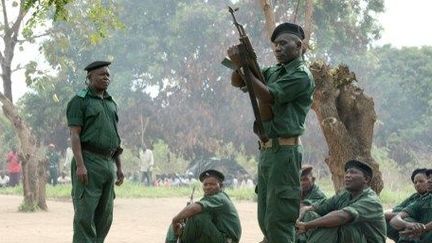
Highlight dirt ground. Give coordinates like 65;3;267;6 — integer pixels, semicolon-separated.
0;195;394;243
0;195;262;243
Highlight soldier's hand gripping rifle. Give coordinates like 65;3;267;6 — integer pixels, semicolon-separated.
223;6;270;143
176;186;196;243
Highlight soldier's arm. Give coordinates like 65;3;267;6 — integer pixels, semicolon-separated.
69;126;87;185
297;209;352;233
172;202;203;225
390;211;413;230
114;155;124;186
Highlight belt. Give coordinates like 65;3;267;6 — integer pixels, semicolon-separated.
81;143;116;158
258;137;300;150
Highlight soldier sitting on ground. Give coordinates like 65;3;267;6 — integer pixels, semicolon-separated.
385;168;429;242
165;169;241;243
390;169;432;242
296;160;386;243
300;165;326;207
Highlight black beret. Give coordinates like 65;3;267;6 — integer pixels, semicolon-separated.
344;160;373;178
426;169;432;177
271;22;305;42
301;166;313;176
199;169;225;182
84;61;111;72
411;168;427;182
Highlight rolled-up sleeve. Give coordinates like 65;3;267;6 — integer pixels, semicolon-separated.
267;72;311;104
66;97;84;127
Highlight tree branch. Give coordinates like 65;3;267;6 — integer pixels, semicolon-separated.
17;31;52;43
11;2;28;41
0;51;5;64
1;0;10;31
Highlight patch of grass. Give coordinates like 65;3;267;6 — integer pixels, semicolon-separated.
0;179;414;207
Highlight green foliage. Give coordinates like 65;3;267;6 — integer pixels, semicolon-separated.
152;140;189;175
360;45;432;165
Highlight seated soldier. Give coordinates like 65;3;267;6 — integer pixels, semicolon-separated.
295;160;386;243
300;166;326;207
385;168;429;242
165;169;241;243
390;169;432;243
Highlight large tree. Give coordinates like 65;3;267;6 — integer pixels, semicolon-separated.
0;0;120;210
17;0;388;192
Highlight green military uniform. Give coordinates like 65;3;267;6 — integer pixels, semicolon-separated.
46;150;60;185
399;193;432;243
66;87;121;243
301;184;327;206
302;187;386;243
165;191;242;243
257;56;315;242
297;184;327;243
387;193;423;241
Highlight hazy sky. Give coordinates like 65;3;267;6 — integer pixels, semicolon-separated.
5;0;432;101
376;0;432;47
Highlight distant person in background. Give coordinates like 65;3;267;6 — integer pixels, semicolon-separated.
63;139;74;173
46;143;60;186
139;143;154;186
6;146;21;187
300;166;326;207
385;168;429;242
0;171;10;187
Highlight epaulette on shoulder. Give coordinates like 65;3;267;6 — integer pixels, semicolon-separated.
76;88;89;98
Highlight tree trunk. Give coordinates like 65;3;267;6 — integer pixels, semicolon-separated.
310;61;384;193
0;93;47;210
258;0;276;41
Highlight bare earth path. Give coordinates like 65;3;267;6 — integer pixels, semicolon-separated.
0;195;394;243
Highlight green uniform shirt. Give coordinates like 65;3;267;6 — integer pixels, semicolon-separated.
313;187;386;243
402;193;432;241
197;191;242;242
66;87;120;151
392;192;423;212
262;57;315;138
302;184;327;206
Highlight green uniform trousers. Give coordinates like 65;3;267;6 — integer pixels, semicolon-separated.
165;212;227;243
300;211;367;243
258;144;302;243
71;152;115;243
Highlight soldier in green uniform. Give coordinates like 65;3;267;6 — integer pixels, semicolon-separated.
46;143;60;186
227;22;315;243
165;169;241;243
296;166;326;243
390;169;432;243
385;168;429;241
300;166;326;206
296;160;386;243
66;61;125;243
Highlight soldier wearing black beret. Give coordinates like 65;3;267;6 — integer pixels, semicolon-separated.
66;60;124;242
165;169;242;243
227;22;315;243
296;160;386;242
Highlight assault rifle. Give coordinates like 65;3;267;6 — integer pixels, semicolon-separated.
222;6;270;143
176;186;196;243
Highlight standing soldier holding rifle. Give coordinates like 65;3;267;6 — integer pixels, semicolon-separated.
226;8;315;243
